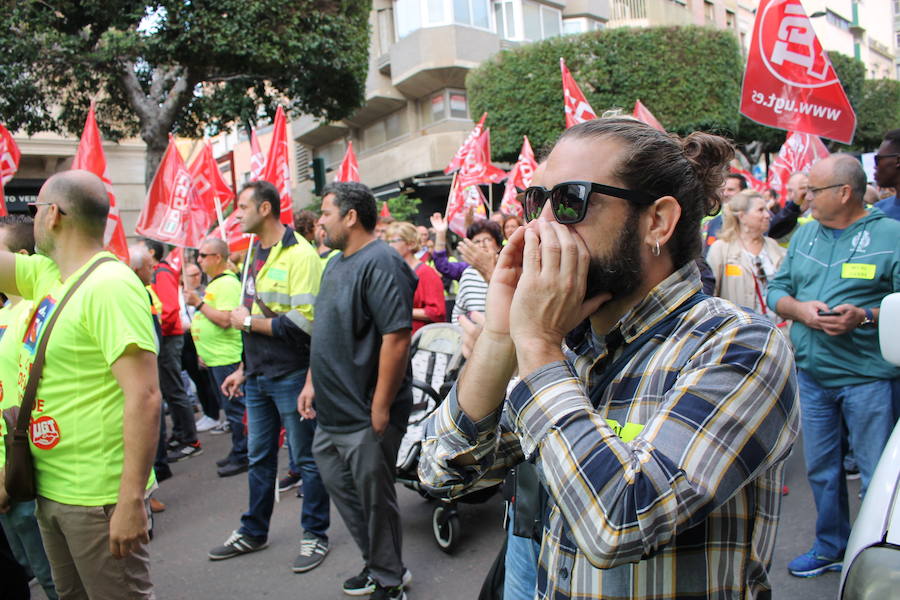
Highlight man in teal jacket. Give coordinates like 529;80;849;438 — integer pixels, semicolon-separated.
767;153;900;579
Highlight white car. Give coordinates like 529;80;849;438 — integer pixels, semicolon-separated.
838;293;900;599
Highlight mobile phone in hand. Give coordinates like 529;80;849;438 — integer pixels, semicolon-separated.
817;309;842;317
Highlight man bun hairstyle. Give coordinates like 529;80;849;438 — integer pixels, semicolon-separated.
321;182;377;232
240;180;281;219
559;118;734;269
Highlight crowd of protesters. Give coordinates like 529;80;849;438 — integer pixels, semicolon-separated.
0;122;898;600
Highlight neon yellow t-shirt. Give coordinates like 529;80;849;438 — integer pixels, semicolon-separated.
191;272;242;366
15;252;157;506
0;299;35;466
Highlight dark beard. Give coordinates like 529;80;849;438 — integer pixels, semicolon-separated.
584;208;643;300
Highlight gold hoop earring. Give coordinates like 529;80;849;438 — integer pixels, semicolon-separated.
652;240;660;257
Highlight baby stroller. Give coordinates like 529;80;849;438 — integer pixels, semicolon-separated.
395;322;500;553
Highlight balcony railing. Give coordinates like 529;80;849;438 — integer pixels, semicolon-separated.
608;0;693;28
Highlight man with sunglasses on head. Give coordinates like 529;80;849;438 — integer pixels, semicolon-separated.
766;153;900;579
873;128;900;220
419;118;799;600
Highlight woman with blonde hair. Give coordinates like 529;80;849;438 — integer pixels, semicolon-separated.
385;221;446;333
707;189;786;321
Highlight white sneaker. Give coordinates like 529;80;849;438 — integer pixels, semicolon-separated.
196;415;219;432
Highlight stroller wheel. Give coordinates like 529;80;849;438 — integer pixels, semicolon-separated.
432;504;460;553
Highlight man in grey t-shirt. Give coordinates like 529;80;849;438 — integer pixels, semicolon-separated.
299;182;416;600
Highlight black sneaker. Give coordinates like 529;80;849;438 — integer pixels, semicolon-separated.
166;437;181;450
216;454;235;468
278;470;302;492
217;459;249;478
167;441;203;463
291;532;329;573
208;530;268;560
370;585;406;600
343;568;412;596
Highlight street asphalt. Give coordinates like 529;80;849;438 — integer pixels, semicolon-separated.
27;424;858;600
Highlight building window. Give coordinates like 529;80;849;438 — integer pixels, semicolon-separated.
522;0;561;41
494;0;516;38
562;16;604;35
454;0;491;28
395;0;492;38
361;110;409;151
703;0;714;24
377;8;396;53
421;89;468;125
725;9;735;28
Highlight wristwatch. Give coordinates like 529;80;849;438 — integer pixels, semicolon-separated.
242;315;253;333
858;308;876;329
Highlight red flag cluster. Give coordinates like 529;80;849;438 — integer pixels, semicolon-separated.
335;141;360;183
500;136;538;217
766;131;830;194
444;114;506;237
136;136;213;248
739;0;855;144
71;104;130;262
0;123;21;217
189;142;235;219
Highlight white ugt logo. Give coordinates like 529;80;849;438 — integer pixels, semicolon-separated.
771;3;827;80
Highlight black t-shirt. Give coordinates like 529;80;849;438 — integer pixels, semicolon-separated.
311;240;417;433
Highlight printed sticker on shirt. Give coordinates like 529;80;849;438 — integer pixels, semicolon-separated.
22;296;57;356
30;414;61;450
841;263;876;280
267;268;287;282
605;419;645;442
725;264;743;277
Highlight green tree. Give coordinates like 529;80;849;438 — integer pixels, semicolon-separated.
467;26;743;161
0;0;371;186
854;78;900;150
385;193;421;222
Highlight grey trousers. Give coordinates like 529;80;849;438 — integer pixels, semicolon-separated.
313;424;404;587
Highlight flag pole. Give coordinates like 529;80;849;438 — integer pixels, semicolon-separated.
214;198;227;242
445;173;458;218
240;234;256;298
488;184;493;216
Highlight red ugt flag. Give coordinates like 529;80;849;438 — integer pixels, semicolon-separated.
211;210;253;253
334;141;360;183
445;112;487;174
446;184;487;238
249;128;265;181
261;106;293;225
499;136;538;217
561;58;597;128
136;136;211;248
455;129;506;190
740;0;855;144
633;100;665;132
71;103;129;262
766;131;830;194
189;142;235;217
0;123;21;216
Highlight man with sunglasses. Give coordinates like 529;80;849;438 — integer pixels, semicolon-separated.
420;118;799;600
874;128;900;220
184;237;247;477
0;170;161;598
767;153;900;579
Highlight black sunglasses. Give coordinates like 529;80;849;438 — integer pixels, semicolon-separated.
27;202;67;218
874;153;900;166
523;181;657;224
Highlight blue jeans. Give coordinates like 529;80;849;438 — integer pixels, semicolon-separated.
238;371;329;540
208;363;247;462
0;500;58;599
798;370;894;559
504;505;540;600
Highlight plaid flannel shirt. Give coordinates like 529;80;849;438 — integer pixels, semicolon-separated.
419;263;799;600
